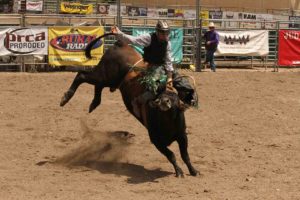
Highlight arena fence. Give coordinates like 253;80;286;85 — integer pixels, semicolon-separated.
0;14;299;72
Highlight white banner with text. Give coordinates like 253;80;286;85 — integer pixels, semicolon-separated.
216;30;269;56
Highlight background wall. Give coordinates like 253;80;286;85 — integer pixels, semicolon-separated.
121;0;300;14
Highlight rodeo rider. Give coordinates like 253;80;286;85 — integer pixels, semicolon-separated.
111;20;196;117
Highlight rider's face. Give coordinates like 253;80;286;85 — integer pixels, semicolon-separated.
157;31;170;41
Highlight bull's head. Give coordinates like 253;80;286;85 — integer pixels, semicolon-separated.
149;90;182;111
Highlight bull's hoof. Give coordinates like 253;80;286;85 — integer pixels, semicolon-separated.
175;167;184;178
89;101;100;113
60;91;74;107
190;169;200;177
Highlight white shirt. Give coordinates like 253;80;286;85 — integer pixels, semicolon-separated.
115;27;174;72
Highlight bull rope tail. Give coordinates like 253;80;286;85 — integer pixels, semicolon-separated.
85;33;116;59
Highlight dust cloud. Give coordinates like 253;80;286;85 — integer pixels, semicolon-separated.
56;118;135;166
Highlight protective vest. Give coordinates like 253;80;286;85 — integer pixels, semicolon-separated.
143;33;168;65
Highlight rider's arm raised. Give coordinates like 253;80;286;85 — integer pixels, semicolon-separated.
112;26;151;47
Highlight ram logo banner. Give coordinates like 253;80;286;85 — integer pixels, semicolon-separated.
278;30;300;66
60;2;93;14
0;28;48;55
216;30;269;56
48;26;104;66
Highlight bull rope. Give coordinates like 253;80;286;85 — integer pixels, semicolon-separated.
132;59;144;68
118;58;144;89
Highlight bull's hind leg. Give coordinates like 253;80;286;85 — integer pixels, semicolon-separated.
89;84;103;113
153;143;184;177
60;71;99;107
177;135;199;176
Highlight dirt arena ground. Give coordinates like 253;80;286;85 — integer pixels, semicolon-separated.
0;69;299;200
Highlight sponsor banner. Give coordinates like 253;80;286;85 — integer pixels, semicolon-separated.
139;7;147;16
13;0;19;13
278;30;300;66
200;11;209;27
158;8;168;17
209;11;222;19
121;5;127;15
289;16;300;28
127;6;140;16
132;28;183;64
209;11;223;27
108;4;117;15
26;0;43;11
0;0;13;13
216;30;269;56
127;6;147;16
48;27;104;66
238;12;257;28
97;4;109;15
60;2;93;14
174;9;184;18
0;27;48;55
274;14;289;28
184;10;196;18
147;8;158;18
257;13;274;29
222;11;275;29
167;9;175;18
222;11;239;28
107;5;127;16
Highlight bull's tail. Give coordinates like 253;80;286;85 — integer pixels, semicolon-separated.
85;32;115;59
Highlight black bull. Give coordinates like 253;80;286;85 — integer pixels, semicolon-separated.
60;33;198;177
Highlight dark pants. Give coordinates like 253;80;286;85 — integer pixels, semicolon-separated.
205;49;216;72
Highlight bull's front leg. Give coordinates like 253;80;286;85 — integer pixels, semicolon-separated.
89;84;103;113
177;134;199;176
60;71;98;107
153;143;184;177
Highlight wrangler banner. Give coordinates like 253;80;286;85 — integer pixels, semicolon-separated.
132;28;183;63
278;30;300;66
0;27;48;55
216;30;269;56
48;27;104;66
60;2;93;14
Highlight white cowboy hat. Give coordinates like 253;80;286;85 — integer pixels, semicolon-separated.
208;22;215;27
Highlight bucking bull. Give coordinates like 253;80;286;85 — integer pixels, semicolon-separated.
60;33;199;177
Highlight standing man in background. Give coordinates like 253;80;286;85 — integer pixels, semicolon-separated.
203;22;219;72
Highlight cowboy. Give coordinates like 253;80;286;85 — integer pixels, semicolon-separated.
111;20;196;116
203;22;219;72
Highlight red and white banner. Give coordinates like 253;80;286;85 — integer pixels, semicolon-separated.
278;30;300;66
216;30;269;56
26;0;43;11
0;28;48;56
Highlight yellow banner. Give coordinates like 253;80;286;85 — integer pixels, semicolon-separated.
48;26;104;66
60;2;93;14
200;11;209;27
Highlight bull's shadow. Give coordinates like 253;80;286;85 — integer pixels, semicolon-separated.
83;161;172;184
